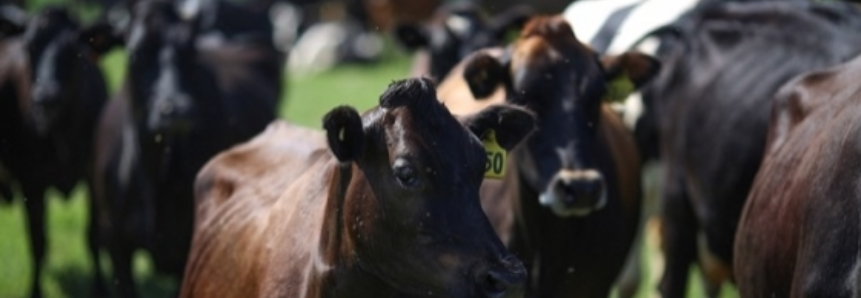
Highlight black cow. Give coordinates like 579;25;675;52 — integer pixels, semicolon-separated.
0;3;26;40
394;2;532;80
0;7;113;298
437;15;660;297
90;0;284;296
636;2;861;296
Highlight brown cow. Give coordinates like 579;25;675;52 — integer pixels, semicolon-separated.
734;54;861;298
181;77;537;298
436;16;659;297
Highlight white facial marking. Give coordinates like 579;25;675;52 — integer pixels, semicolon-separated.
445;15;472;38
539;169;607;217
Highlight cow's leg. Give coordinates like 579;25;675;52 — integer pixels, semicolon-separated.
109;235;138;298
616;232;643;298
87;192;107;298
658;170;697;298
22;186;46;298
697;233;730;298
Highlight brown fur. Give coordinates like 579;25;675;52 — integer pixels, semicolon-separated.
735;54;861;298
181;78;536;298
182;121;333;297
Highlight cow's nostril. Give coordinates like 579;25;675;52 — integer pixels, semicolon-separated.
479;270;510;298
477;256;526;298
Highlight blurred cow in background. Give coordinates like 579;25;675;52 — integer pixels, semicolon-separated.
636;2;861;297
0;6;114;298
89;0;284;297
393;2;533;80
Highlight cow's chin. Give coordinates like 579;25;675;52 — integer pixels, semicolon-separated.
359;250;493;298
538;189;607;218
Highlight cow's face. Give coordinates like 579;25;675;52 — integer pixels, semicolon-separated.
126;0;202;136
18;8;111;135
395;3;532;80
463;16;659;217
323;78;534;298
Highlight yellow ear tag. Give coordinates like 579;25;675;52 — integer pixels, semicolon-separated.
604;73;635;103
482;130;507;179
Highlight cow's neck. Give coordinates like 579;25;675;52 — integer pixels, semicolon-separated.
310;163;396;298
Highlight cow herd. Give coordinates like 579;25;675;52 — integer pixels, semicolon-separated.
2;0;861;298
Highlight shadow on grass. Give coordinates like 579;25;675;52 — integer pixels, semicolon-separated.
55;266;178;298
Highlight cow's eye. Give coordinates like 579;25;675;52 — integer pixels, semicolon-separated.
393;159;418;187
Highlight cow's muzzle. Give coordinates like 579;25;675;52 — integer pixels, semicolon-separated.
539;169;607;217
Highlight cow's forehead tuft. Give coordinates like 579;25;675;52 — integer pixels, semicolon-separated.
377;77;451;128
520;15;574;41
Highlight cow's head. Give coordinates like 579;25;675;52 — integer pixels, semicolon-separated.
123;0;207;136
323;77;534;297
462;16;659;217
11;7;117;135
0;4;26;39
394;3;532;80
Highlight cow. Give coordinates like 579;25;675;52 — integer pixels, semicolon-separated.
478;0;571;16
436;15;660;297
0;6;113;298
180;77;535;298
734;50;861;298
0;3;26;40
89;0;284;296
636;1;861;297
393;2;533;80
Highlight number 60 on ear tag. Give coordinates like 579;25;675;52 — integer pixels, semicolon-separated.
483;130;507;179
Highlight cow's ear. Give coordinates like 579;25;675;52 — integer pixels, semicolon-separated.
463;104;536;150
463;52;508;99
324;106;365;162
393;23;430;50
491;4;533;40
601;51;661;89
79;22;124;56
0;5;27;38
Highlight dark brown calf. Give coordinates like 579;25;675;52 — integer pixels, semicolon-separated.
0;7;112;298
89;1;284;296
181;78;536;298
734;54;861;298
437;16;658;297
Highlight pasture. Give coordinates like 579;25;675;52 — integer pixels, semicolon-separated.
0;1;741;298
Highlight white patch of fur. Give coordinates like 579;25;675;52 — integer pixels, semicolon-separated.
563;0;643;44
539;169;607;217
445;15;472;39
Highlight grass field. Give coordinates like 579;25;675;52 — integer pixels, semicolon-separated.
0;1;742;297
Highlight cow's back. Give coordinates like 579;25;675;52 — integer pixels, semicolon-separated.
735;55;861;298
183;120;332;298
